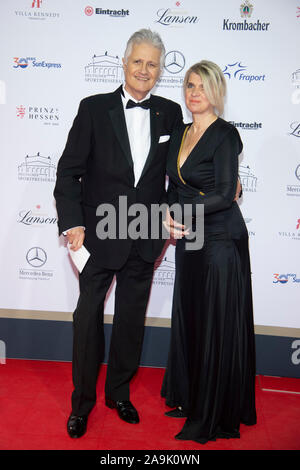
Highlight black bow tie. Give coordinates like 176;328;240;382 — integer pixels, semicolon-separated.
126;99;150;110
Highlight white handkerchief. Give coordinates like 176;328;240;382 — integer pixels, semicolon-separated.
159;135;170;143
67;243;90;273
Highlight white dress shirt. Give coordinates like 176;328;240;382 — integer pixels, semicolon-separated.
121;85;151;187
64;86;151;235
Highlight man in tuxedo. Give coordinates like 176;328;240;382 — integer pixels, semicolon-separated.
54;29;183;438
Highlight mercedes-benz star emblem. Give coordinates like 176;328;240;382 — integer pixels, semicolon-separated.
26;247;47;268
164;51;185;75
295;164;300;181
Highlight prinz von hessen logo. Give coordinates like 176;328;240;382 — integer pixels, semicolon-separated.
223;0;270;31
16;105;60;125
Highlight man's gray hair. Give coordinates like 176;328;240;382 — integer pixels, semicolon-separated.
124;29;165;70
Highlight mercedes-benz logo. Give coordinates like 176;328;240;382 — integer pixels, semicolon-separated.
164;51;185;74
26;247;47;268
295;164;300;181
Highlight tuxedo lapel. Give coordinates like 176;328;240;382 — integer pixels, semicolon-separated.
139;100;164;181
108;88;133;169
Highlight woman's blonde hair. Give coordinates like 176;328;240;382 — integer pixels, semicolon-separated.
184;60;226;115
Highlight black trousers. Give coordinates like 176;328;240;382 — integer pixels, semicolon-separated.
71;243;155;417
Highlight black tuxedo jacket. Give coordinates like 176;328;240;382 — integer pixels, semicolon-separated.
54;86;183;269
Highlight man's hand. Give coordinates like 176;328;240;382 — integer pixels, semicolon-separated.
66;227;85;251
163;207;189;239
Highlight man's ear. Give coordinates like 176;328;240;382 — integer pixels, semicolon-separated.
122;57;126;70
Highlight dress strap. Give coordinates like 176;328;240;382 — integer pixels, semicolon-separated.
176;125;205;195
177;126;190;185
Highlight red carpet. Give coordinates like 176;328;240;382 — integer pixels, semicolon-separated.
0;359;299;450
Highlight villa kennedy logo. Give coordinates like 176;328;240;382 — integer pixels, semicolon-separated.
155;2;199;27
84;6;129;17
15;0;60;20
278;219;300;242
223;62;266;84
223;1;270;31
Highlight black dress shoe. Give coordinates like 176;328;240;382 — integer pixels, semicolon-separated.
67;414;88;438
165;407;187;418
105;398;139;424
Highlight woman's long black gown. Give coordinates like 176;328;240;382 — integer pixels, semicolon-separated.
161;118;257;444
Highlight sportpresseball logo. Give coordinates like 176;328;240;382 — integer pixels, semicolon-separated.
84;52;124;84
18;152;57;183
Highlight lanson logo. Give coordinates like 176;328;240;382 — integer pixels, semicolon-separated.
223;62;266;83
17;205;57;227
156;2;199;27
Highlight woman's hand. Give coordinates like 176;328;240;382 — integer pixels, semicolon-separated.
163;207;190;239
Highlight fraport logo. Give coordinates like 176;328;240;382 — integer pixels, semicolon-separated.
13;57;62;69
223;62;265;83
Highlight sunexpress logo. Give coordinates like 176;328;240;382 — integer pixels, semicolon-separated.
223;62;265;84
13;57;62;69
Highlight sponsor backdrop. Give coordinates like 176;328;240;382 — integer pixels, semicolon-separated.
0;0;299;376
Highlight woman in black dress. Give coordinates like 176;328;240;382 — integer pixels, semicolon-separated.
161;60;257;444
